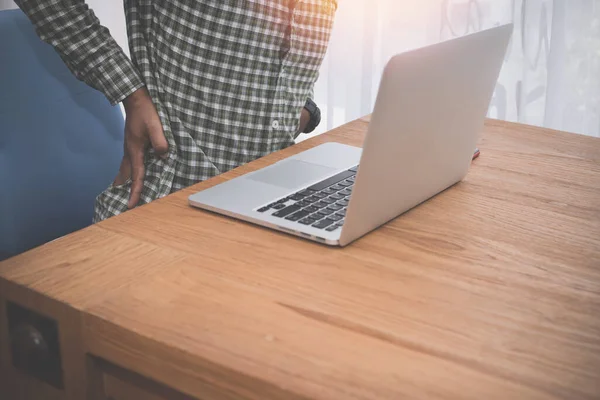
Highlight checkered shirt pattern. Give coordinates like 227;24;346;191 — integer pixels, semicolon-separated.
15;0;336;221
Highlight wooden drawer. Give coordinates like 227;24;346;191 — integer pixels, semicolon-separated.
103;373;169;400
89;356;197;400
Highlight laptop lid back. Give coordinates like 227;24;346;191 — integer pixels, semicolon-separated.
340;25;513;246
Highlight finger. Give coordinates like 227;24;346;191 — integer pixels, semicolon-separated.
127;139;146;209
113;155;131;186
148;121;169;158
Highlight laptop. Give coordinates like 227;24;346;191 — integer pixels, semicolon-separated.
189;24;513;247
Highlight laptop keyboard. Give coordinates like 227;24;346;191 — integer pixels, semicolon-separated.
257;165;359;232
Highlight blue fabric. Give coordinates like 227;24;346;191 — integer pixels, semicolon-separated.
0;9;125;261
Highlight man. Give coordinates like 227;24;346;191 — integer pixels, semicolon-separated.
15;0;335;221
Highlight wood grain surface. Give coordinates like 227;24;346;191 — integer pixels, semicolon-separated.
1;118;599;400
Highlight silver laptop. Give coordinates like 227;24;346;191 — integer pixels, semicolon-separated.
189;24;513;247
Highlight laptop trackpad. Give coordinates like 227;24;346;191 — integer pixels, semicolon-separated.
247;159;336;190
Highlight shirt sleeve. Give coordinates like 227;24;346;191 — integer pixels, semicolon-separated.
14;0;144;105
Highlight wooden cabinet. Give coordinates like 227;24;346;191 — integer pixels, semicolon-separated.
0;295;195;400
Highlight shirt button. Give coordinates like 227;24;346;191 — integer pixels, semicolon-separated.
272;120;280;129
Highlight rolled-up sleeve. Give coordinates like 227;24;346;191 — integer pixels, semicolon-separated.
15;0;144;105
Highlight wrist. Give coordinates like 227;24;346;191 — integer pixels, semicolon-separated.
298;108;311;134
123;87;149;112
302;98;321;133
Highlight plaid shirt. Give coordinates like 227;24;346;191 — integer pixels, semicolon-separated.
15;0;336;221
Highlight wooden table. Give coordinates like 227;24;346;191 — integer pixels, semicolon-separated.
1;117;600;400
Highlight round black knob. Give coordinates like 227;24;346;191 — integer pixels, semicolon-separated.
10;323;50;370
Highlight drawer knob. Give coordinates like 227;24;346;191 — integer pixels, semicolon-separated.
10;323;50;369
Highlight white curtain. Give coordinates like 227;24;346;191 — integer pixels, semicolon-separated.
2;0;598;138
0;0;15;10
309;0;600;139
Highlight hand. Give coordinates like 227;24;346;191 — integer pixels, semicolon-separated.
297;108;311;134
114;87;168;209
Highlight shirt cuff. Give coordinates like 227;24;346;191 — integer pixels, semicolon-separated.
87;50;145;105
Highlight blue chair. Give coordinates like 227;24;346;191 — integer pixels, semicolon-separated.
0;9;125;261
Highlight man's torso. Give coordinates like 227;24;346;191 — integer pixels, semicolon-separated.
94;0;336;221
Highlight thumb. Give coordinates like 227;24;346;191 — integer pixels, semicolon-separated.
148;121;168;159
